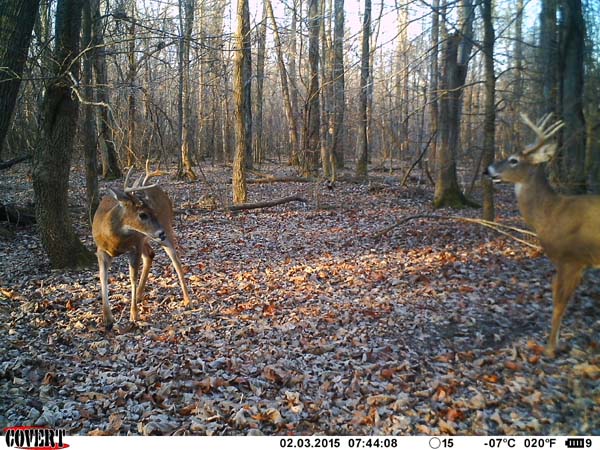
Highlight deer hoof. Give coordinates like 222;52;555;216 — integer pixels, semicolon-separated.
544;346;557;358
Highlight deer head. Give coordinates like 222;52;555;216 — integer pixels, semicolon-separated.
486;113;564;185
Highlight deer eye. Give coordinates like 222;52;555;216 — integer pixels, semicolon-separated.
138;212;149;221
508;156;519;166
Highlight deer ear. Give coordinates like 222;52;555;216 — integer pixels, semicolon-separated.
529;143;557;164
108;188;135;205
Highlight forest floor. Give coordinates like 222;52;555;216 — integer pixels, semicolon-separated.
0;162;599;436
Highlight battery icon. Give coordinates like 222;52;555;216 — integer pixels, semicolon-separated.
565;438;585;448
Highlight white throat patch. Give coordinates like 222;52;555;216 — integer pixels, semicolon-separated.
514;183;523;197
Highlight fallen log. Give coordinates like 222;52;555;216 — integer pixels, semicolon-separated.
0;155;31;171
247;175;313;184
227;195;307;212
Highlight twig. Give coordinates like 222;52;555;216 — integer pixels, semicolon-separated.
373;213;540;250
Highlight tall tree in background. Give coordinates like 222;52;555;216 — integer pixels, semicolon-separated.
481;0;495;220
288;0;300;167
233;0;252;203
433;0;477;208
82;0;99;224
303;0;321;176
556;0;586;193
355;0;371;179
0;0;40;158
267;0;299;169
92;0;121;179
320;0;333;179
331;0;345;172
428;0;440;168
511;0;524;154
254;0;267;165
126;1;137;167
32;0;95;268
178;0;197;180
540;0;558;115
395;0;409;160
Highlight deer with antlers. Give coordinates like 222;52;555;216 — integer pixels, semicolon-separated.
486;113;600;357
92;163;191;330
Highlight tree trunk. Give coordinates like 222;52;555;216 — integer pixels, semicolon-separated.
319;0;333;178
126;3;137;167
428;0;440;170
395;0;409;162
32;0;95;269
540;0;558;116
266;0;299;170
355;0;371;179
288;0;300;167
91;0;121;179
512;0;524;154
481;0;496;221
254;0;267;166
433;0;477;209
233;0;252;203
178;0;197;180
331;0;345;172
82;0;99;224
0;0;40;158
557;0;586;193
303;0;321;177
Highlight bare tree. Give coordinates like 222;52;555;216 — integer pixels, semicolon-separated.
32;0;95;268
254;0;267;165
481;0;495;220
355;0;371;179
266;0;299;167
557;0;586;193
91;0;121;179
0;0;40;158
178;0;197;180
82;0;99;223
303;0;321;176
233;0;252;202
433;0;478;208
330;0;345;172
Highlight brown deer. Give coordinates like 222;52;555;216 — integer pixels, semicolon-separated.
486;113;600;357
92;164;191;330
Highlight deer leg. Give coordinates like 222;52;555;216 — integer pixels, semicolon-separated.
97;250;114;330
128;250;142;323
546;263;583;357
136;242;155;304
162;243;191;307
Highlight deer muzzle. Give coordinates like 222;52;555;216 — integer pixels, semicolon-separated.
484;165;502;183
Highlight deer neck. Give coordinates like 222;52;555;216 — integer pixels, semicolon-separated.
514;165;558;233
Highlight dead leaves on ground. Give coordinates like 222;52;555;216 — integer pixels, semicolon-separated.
0;165;599;435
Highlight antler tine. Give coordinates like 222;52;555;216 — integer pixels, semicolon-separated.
536;113;553;131
543;119;564;139
520;113;542;137
142;158;164;186
123;166;134;190
133;173;145;188
520;112;564;155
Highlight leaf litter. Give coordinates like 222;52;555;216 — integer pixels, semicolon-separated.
0;164;599;435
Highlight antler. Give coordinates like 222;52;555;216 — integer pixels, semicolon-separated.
520;113;564;155
123;165;159;193
142;159;164;186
